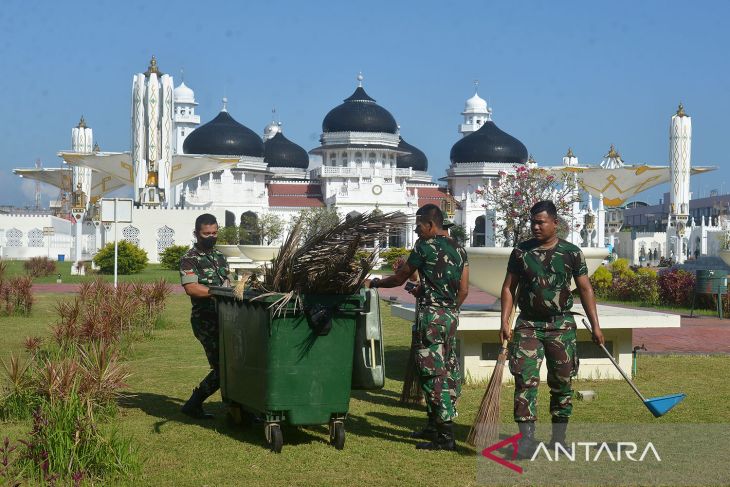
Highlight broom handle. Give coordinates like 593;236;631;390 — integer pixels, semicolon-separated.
500;287;520;354
581;319;647;402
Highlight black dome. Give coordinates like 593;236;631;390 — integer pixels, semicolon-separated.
183;111;264;157
264;132;309;169
322;87;398;134
449;121;528;164
397;137;428;172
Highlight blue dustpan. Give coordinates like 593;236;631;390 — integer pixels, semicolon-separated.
644;393;687;418
582;320;686;418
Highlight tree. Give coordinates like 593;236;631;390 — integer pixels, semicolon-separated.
295;207;340;242
217;226;240;245
159;244;190;270
482;165;580;246
449;224;467;246
258;213;285;245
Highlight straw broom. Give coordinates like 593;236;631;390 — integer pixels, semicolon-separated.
466;290;519;448
399;304;424;406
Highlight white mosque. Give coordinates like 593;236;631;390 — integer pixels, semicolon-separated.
3;56;715;271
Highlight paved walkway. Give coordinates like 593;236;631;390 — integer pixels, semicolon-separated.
34;282;730;354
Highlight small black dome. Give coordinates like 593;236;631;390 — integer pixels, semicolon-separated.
264;132;309;169
183;111;264;157
322;87;398;134
449;121;528;164
397;137;428;171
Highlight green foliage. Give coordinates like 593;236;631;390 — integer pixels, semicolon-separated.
589;265;613;298
217;226;240;245
258;213;285;245
13;392;140;483
610;258;633;278
380;247;411;269
93;241;148;275
159;245;190;270
295;207;340;242
450;224;467;246
239;215;260;245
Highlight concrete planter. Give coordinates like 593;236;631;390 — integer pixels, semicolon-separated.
215;244;242;258
466;246;609;298
238;245;280;262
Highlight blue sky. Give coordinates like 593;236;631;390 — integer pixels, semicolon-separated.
1;0;728;206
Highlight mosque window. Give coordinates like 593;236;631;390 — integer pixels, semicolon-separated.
5;228;23;247
28;228;44;247
122;226;140;247
157;226;175;254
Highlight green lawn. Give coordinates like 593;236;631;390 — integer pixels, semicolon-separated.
1;260;180;284
1;293;729;486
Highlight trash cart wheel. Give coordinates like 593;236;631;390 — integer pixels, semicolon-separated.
267;424;283;454
330;421;345;450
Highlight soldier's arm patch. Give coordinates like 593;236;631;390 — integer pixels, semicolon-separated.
180;257;200;285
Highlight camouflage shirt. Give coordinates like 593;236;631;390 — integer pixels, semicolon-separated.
507;238;587;318
180;246;230;316
407;235;467;308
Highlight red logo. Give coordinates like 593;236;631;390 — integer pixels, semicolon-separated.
481;433;523;474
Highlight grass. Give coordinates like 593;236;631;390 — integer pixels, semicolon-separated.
596;297;723;317
1;293;729;486
1;260;180;284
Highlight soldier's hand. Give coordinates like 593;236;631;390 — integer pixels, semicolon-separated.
591;325;605;346
499;324;512;344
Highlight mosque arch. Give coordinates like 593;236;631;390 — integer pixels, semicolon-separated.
388;211;407;248
122;226;140;247
28;228;44;247
157;226;175;254
5;228;23;247
240;211;260;245
473;216;486;247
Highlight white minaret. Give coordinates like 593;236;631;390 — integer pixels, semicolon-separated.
173;74;200;155
668;103;692;263
459;80;492;137
132;56;174;206
562;148;582;244
71;116;93;199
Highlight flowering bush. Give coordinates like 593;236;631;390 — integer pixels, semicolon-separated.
657;268;695;306
482;165;580;246
380;247;411;269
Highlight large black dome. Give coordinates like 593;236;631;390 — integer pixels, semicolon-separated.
264;132;309;169
397;137;428;172
322;87;398;134
449;121;528;164
183;111;264;157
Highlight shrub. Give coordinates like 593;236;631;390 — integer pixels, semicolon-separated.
93;241;148;274
610;258;633;278
0;276;33;316
590;265;613;298
159;245;190;270
658;268;696;306
380;247;411;269
23;257;56;278
633;268;660;305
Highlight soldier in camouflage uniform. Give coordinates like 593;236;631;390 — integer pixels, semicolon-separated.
180;213;231;419
369;204;468;451
500;200;604;458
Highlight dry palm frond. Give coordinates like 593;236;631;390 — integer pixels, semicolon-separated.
251;211;405;311
1;353;33;394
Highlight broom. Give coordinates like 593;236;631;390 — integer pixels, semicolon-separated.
466;288;519;448
399;303;424;406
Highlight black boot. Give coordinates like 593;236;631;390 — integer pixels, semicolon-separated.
515;421;538;459
416;421;456;451
410;411;437;440
548;417;570;452
181;387;214;419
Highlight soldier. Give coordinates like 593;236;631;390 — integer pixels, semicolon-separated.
180;213;231;419
500;200;604;458
369;204;468;451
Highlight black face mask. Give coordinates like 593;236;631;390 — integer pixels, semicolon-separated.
197;235;217;250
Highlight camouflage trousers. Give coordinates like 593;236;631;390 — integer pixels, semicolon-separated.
508;315;579;422
415;306;461;422
191;314;220;398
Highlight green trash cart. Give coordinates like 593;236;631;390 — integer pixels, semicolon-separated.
210;287;384;453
